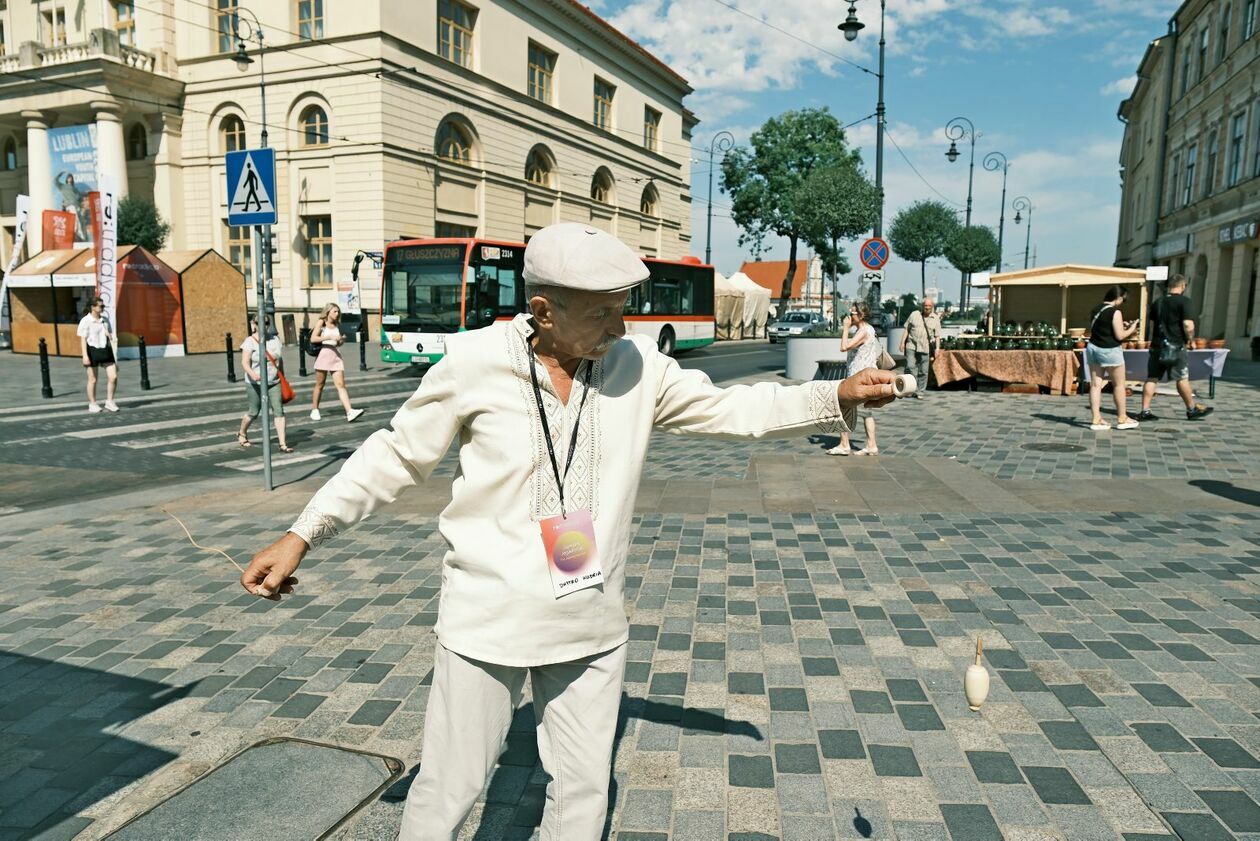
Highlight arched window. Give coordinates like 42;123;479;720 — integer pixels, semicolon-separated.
640;183;659;217
126;124;147;160
591;167;614;204
300;105;329;147
220;114;246;153
525;146;554;187
436;120;474;164
2;137;17;171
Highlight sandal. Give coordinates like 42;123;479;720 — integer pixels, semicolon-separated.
854;448;880;456
278;444;295;453
236;433;252;448
827;445;851;456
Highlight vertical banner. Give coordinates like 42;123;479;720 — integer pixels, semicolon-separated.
48;125;99;244
95;176;119;347
41;210;77;251
0;195;31;338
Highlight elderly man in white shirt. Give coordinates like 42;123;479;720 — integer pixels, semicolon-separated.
241;223;896;841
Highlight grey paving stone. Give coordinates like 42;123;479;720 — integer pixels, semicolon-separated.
619;789;672;831
1159;811;1235;841
939;804;1003;841
728;754;775;789
1195;789;1260;833
966;751;1023;784
868;745;921;778
774;743;821;775
1022;766;1092;805
1193;737;1260;768
819;730;865;761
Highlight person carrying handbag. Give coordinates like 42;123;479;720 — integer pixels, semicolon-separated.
237;315;295;452
828;301;884;456
1137;274;1213;421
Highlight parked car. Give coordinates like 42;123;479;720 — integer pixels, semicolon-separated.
768;311;827;343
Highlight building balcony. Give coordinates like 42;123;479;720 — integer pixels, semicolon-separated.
0;28;174;77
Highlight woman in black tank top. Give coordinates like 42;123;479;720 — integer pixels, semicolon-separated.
1085;285;1139;431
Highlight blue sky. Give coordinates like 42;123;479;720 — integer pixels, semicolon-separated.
592;0;1180;301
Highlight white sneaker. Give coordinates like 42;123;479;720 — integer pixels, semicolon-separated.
103;401;119;412
346;408;365;423
310;409;322;421
1089;421;1111;431
1115;419;1140;430
826;445;851;456
87;403;101;413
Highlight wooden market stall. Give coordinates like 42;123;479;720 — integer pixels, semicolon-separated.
157;249;247;354
4;248;97;355
989;264;1149;341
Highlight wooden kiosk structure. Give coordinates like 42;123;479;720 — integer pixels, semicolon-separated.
988;264;1149;341
4;248;97;355
158;249;247;353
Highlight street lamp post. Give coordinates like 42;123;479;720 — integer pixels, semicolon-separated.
705;131;735;266
232;6;276;490
838;0;886;302
945;116;976;310
983;151;1008;274
1012;196;1033;270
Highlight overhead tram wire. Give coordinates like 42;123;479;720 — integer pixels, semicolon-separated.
884;127;963;208
705;0;877;78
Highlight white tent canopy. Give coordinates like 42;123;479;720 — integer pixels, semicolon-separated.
728;272;771;338
713;271;746;340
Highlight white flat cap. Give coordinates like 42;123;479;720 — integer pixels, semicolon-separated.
523;223;649;293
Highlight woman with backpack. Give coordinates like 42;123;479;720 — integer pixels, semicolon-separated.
309;303;365;423
1086;285;1140;431
828;301;884;456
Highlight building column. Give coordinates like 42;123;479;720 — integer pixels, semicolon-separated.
1214;241;1249;343
151;112;184;249
92;100;129;198
23;110;54;254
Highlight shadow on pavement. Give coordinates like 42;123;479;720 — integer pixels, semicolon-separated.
1189;479;1260;507
0;651;198;838
1031;413;1091;428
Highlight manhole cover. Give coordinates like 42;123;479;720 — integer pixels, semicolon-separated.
1021;442;1087;453
106;738;402;841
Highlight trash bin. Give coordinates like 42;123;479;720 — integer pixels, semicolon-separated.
282;313;297;346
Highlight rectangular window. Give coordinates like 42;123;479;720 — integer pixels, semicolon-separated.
1254;111;1260;178
1220;4;1232;62
303;215;333;287
438;0;475;69
1169;153;1180;212
1181;43;1192;95
1183;144;1197;206
1206;129;1219;196
527;42;555;104
644;107;661;152
435;221;476;238
296;0;323;39
216;0;237;53
1230;111;1247;186
225;222;252;279
42;6;67;47
1247;0;1257;38
0;17;6;57
1199;27;1210;81
111;1;135;46
593;78;615;131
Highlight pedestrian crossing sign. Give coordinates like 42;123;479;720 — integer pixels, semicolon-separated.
225;148;277;226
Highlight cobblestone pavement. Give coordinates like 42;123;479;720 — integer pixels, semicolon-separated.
1;357;1257;841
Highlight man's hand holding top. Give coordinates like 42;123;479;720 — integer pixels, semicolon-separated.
240;532;307;600
837;368;896;412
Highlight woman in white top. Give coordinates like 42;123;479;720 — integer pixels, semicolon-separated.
309;303;364;423
829;301;883;456
77;296;118;413
237;315;293;452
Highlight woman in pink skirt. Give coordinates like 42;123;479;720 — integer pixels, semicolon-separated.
309;303;365;423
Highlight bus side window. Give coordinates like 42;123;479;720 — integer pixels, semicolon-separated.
623;286;641;314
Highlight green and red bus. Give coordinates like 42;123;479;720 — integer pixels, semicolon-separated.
378;237;715;365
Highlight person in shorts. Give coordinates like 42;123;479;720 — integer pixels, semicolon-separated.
77;296;118;413
1137;274;1213;421
309;303;365;423
1084;285;1140;431
237;315;294;452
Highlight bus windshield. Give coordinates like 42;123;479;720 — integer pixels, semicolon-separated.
382;243;468;333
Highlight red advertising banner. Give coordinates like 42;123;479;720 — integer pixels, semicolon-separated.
41;210;76;251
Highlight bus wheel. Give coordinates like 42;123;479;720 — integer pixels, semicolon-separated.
657;326;676;356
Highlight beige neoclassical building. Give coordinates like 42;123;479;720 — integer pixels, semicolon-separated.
0;0;696;321
1116;0;1260;354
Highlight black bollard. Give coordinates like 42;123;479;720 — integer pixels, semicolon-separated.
138;336;152;391
359;322;368;371
225;333;237;383
299;328;310;377
38;337;53;399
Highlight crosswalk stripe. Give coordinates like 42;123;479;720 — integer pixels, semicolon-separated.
219;447;354;472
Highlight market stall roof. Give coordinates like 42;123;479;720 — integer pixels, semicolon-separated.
990;264;1147;288
52;249;99;287
158;249;219;273
6;249;84;287
714;270;743;296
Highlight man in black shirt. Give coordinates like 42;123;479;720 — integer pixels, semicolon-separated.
1137;274;1214;421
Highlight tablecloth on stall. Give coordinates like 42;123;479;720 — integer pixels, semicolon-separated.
1079;348;1230;383
932;349;1081;395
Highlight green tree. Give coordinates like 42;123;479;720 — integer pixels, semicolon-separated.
721;108;862;318
897;292;919;324
945;225;1000;306
117;196;172;253
886;200;959;300
794;164;879;319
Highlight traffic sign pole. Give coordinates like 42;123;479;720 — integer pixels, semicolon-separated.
254;225;272;492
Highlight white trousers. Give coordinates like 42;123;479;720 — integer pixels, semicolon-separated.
398;641;627;841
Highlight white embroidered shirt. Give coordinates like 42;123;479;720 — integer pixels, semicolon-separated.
289;314;854;666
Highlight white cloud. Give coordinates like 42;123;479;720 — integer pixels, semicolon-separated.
1099;75;1138;97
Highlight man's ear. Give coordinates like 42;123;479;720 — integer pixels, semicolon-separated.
528;295;553;329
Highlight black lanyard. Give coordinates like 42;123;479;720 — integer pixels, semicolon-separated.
527;338;590;517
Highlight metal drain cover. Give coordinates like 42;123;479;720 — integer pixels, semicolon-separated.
1021;442;1087;453
107;738;402;841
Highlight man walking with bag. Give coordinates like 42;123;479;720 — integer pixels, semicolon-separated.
1137;274;1213;421
898;297;939;399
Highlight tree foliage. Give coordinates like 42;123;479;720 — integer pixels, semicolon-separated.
117;197;172;254
897;292;919;324
887;200;959;299
720;109;863;317
944;225;1001;275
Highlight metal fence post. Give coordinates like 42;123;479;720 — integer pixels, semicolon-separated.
225;333;237;383
38;337;53;399
299;328;310;377
359;322;367;371
138;336;152;390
